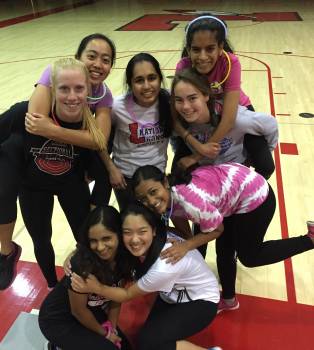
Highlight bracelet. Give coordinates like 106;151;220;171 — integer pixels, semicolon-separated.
102;320;121;348
101;320;118;337
184;132;190;143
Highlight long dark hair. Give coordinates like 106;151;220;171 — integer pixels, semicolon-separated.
120;202;167;279
125;52;172;137
75;206;131;285
182;15;233;58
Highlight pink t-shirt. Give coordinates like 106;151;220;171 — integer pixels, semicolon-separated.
171;163;269;232
175;53;251;106
37;65;113;113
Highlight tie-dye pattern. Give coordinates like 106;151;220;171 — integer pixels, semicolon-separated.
171;163;269;232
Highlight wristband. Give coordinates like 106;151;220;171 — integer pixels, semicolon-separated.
101;320;117;337
101;321;121;348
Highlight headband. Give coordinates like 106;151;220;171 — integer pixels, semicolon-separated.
185;15;228;38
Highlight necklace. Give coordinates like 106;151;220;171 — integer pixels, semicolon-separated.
161;191;174;225
126;94;160;134
51;107;60;126
51;106;83;127
209;50;231;93
126;94;158;126
87;83;107;104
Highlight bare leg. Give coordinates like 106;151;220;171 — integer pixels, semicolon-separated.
0;221;16;255
177;340;220;350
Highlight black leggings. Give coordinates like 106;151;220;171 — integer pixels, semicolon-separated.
171;104;275;180
19;182;90;287
137;296;217;350
113;176;135;212
39;318;131;350
87;127;115;206
243;104;275;179
0;152;21;224
243;134;275;179
0;101;113;208
216;186;314;298
171;134;274;180
87;151;112;206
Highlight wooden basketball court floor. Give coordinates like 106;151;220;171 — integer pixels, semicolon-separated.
0;0;313;349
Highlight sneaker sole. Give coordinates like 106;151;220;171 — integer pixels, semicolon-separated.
217;303;240;314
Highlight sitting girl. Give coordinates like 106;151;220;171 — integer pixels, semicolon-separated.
39;206;132;350
71;203;222;350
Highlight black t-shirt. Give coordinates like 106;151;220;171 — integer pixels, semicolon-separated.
0;101;91;190
23;116;90;190
39;253;113;326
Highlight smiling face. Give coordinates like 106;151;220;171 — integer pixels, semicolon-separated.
174;80;210;124
131;61;161;107
55;68;88;122
79;38;112;86
122;213;155;258
88;223;119;262
188;30;223;75
134;178;170;215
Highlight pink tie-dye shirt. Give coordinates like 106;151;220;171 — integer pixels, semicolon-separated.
171;163;269;232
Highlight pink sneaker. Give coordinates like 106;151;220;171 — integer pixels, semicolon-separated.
217;296;239;314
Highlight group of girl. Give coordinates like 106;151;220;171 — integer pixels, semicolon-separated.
0;14;313;350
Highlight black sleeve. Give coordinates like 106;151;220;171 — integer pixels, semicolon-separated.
0;101;28;143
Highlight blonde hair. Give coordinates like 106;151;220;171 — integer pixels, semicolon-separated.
51;57;106;150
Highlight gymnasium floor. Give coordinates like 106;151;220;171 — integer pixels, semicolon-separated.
0;0;313;349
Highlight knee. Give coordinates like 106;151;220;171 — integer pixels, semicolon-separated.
255;160;275;180
237;254;258;268
216;245;236;263
32;236;52;249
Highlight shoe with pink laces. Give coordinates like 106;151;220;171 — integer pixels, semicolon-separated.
217;296;239;314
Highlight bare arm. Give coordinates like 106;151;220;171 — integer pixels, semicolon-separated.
174;91;240;162
71;274;147;303
27;89;111;150
170;217;193;239
160;224;224;264
107;301;121;329
29;84;51;116
68;289;106;336
98;151;127;189
46;106;113;150
172;109;220;162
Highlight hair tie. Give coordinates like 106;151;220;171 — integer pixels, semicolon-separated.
185;15;228;38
